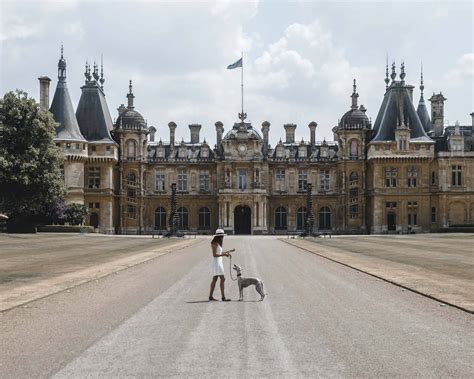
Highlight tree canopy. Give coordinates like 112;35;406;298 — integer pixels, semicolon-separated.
0;90;65;231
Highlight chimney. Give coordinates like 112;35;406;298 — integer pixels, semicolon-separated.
149;126;156;142
38;76;51;111
470;112;474;127
429;92;447;137
189;124;201;144
308;121;317;147
261;121;270;156
284;123;297;143
215;121;224;146
168;121;177;149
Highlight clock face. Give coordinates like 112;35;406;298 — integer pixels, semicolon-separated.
238;144;247;153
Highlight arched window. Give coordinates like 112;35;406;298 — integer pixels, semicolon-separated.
154;207;167;230
319;207;331;230
198;207;211;230
128;171;137;184
350;171;358;182
127;139;137;159
297;206;307;231
177;207;188;230
350;140;358;159
275;206;287;230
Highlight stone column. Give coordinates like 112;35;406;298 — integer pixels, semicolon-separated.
308;121;317;147
38;76;51;111
284;123;297;143
168;121;177;150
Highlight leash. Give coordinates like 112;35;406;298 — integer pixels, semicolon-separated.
228;255;238;281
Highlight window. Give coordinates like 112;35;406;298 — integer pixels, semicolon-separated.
350;188;358;202
452;165;462;186
431;171;436;185
276;169;285;191
319;170;330;192
127;140;136;159
127;205;136;219
350;140;358;159
154;207;167;230
296;206;306;231
319;207;331;229
177;207;188;230
198;207;211;230
127;189;136;202
350;204;359;219
349;171;359;184
407;166;417;188
178;169;187;191
399;137;407;151
127;171;136;184
408;202;418;226
385;167;397;187
431;207;437;223
199;170;210;192
88;167;101;188
275;207;287;230
155;170;165;191
299;147;306;158
298;170;308;191
238;170;247;190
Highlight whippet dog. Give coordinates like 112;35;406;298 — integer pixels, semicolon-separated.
232;264;266;301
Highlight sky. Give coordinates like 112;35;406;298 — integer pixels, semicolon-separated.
1;0;473;146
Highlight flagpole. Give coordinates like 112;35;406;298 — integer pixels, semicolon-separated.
241;51;244;117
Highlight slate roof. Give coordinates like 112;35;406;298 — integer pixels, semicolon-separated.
76;80;114;142
50;81;85;141
416;95;433;133
223;122;262;140
372;81;432;142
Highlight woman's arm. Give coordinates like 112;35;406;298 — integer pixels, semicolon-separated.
211;243;229;257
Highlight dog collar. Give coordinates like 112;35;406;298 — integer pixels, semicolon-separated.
237;274;242;277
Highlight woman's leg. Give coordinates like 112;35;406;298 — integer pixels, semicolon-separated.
209;276;218;298
219;275;226;298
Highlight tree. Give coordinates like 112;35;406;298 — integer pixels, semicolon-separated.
64;203;88;225
0;90;65;231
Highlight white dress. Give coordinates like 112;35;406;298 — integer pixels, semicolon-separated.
211;244;225;276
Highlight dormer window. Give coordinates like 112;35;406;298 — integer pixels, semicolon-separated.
178;147;187;158
298;147;306;158
201;147;209;158
276;146;284;158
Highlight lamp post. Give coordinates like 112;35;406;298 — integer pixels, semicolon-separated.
168;183;179;236
305;183;315;236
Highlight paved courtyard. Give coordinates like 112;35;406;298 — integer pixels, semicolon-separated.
284;233;474;312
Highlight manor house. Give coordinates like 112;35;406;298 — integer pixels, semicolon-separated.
38;49;474;234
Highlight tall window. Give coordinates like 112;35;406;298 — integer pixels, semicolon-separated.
127;205;136;219
276;169;285;191
350;188;359;202
275;207;287;230
407;202;418;226
349;171;359;185
127;139;136;159
350;204;359;219
155;170;165;191
298;170;308;191
198;207;211;230
239;170;247;190
407;166;418;188
88;167;101;188
154;207;167;230
319;170;330;192
431;171;436;185
177;207;188;229
178;169;187;191
385;167;397;187
452;165;462;186
399;137;407;151
431;207;437;223
319;207;331;229
296;206;306;231
128;172;136;183
200;170;210;191
350;140;358;159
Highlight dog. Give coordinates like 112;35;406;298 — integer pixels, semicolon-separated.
232;264;266;301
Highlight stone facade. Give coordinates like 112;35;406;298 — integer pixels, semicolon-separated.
42;53;474;234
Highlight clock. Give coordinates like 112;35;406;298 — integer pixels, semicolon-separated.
238;144;247;153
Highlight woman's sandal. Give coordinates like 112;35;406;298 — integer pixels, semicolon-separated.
221;297;231;302
209;296;217;301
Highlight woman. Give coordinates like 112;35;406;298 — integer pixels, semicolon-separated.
209;228;235;301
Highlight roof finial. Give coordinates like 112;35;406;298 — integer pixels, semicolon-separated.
400;61;406;82
61;42;64;59
100;54;105;90
127;79;135;109
351;78;359;109
385;55;390;89
58;44;67;81
420;62;424;98
390;61;397;81
92;61;99;81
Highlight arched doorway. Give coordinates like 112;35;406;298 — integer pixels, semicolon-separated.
90;212;99;228
234;205;251;234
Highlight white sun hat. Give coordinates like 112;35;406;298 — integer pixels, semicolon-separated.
213;228;226;236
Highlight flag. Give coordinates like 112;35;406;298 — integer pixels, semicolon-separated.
227;58;242;70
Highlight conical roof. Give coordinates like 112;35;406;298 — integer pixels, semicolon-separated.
76;79;114;142
417;96;433;133
372;80;431;142
49;49;85;142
